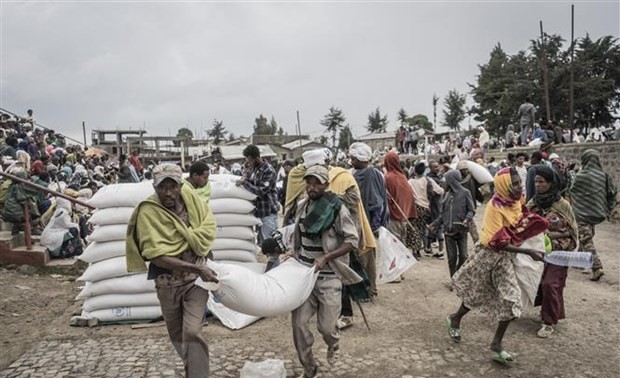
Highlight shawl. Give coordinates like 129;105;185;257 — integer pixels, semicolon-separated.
353;166;388;227
184;179;212;204
527;197;579;251
125;185;217;272
570;149;616;225
384;152;416;221
301;192;343;238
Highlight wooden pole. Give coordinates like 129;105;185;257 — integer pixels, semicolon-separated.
569;4;575;142
540;21;552;122
82;121;87;146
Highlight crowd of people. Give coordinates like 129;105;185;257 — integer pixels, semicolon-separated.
0;107;618;377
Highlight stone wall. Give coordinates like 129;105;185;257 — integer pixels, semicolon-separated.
484;141;620;188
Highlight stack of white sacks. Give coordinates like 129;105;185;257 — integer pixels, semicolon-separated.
74;175;267;328
75;181;159;323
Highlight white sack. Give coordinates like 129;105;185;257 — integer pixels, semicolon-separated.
78;256;134;282
202;259;317;317
211;250;258;263
212;238;257;252
207;296;261;330
210;181;257;201
88;207;135;226
79;240;126;264
88;181;154;209
375;227;417;284
210;198;255;214
81;305;162;323
240;359;286;378
218;261;266;274
512;234;545;311
76;273;155;300
82;292;159;312
216;226;255;240
87;224;128;243
215;213;262;227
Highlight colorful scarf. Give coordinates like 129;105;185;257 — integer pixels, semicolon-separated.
384;152;417;221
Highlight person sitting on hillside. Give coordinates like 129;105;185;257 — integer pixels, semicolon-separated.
40;198;83;259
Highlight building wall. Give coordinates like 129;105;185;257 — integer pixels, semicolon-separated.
250;134;308;146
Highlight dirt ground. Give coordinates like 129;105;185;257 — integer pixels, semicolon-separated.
1;213;619;377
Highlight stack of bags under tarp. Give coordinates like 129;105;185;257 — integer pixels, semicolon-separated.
207;174;266;329
75;181;159;323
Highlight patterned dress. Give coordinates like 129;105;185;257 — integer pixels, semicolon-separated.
452;244;523;322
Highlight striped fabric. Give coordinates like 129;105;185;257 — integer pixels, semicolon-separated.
298;215;334;276
570;149;613;225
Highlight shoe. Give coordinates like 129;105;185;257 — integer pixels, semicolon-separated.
590;269;604;282
424;249;434;257
433;253;445;260
297;366;319;378
327;344;340;365
431;242;439;248
336;316;353;330
537;324;554;338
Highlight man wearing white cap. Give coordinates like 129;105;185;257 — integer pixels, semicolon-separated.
291;165;361;378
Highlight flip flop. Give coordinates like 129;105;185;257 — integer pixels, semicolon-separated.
493;350;514;365
445;316;461;343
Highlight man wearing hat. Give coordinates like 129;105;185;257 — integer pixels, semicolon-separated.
291;165;361;378
126;164;218;378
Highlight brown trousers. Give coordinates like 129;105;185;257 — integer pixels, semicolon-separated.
156;282;210;378
292;277;342;377
578;222;603;271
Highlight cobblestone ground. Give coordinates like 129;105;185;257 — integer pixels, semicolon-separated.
1;336;483;378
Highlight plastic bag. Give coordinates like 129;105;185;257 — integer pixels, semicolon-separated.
375;227;417;284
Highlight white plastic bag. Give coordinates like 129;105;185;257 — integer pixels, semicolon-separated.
375;227;417;284
240;359;286;378
202;259;317;317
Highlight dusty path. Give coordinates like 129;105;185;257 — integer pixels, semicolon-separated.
1;209;618;378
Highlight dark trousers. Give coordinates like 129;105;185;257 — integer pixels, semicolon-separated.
445;231;468;277
341;288;353;317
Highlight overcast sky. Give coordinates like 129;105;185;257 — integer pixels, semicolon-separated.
1;0;618;144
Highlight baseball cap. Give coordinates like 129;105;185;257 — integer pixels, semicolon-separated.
152;164;183;187
303;165;329;184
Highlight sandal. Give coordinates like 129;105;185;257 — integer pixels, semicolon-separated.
537;324;554;338
446;316;461;343
493;350;514;365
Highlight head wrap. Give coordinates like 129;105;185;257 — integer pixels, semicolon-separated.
302;149;328;168
533;166;561;210
491;167;523;208
348;142;373;163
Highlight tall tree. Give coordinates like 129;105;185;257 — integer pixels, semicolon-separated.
207;119;227;145
174;127;193;147
338;125;354;150
366;107;388;133
442;90;467;130
277;127;284;136
318;135;328;145
269;116;279;134
407;114;433;132
227;132;236;143
320;106;347;148
253;114;273;135
397;108;409;126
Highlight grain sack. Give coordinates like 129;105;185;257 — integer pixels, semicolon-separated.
78;256;136;282
88;207;135;226
218;261;266;274
211;250;258;263
76;273;155;300
207;296;261;330
212;238;257;252
210;181;257;201
79;240;125;264
82;292;159;312
81;306;162;323
88;181;154;209
210;198;255;214
87;224;128;243
216;226;255;240
215;213;262;227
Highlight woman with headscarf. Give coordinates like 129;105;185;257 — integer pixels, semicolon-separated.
383;152;417;259
429;170;475;277
40;198;83;258
527;166;578;338
446;168;548;364
569;149;617;281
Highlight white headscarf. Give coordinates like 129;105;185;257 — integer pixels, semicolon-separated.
302;149;328;168
348;142;373;162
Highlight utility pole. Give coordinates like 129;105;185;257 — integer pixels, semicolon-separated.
569;4;575;142
82;121;87;146
540;21;552;122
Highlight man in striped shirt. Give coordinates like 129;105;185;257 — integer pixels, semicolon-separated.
291;165;360;378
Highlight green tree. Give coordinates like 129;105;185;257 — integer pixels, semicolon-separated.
397;108;409;126
277;127;284;136
207;119;227;145
338;125;353;150
366;107;388;133
227;132;236;143
253;114;272;135
320;106;347;148
269;116;279;134
174;127;193;147
318;135;328;145
442;90;467;130
407;114;433;132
